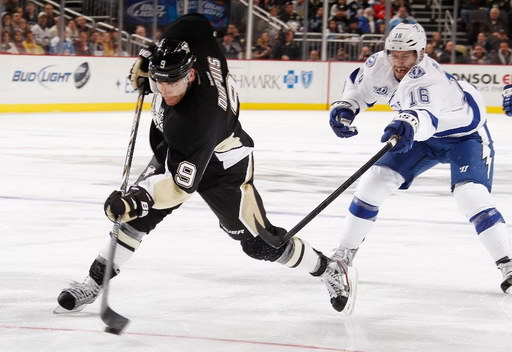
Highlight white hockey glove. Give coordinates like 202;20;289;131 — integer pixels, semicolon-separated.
104;186;154;222
129;43;156;95
381;110;419;153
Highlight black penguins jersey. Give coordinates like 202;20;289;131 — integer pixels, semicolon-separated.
141;14;254;209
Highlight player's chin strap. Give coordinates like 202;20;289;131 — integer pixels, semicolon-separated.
101;91;146;334
256;135;399;249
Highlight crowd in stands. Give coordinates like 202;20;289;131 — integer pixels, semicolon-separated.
1;0;511;65
0;0;123;55
242;0;512;64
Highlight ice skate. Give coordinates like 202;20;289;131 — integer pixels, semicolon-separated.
321;249;358;314
498;258;512;294
53;276;102;314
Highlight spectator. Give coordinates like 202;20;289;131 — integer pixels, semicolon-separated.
1;29;18;53
4;0;20;13
274;30;300;60
219;32;242;59
488;7;508;34
357;45;371;61
373;0;393;22
252;31;272;59
474;31;494;53
134;24;147;38
42;3;55;28
429;31;445;55
470;43;490;64
389;6;417;30
1;13;14;37
279;2;302;31
438;40;469;63
425;42;440;61
17;17;28;34
309;6;324;33
376;22;386;35
48;16;62;38
49;30;75;55
358;7;377;34
12;29;25;53
330;0;348;17
348;0;369;19
100;31;115;56
392;0;412;13
460;0;486;27
75;16;89;33
490;40;512;64
66;19;79;42
11;10;23;33
345;18;363;35
331;8;349;33
90;30;103;55
335;47;349;60
227;23;245;48
74;30;93;55
327;19;341;38
22;30;45;54
31;12;50;50
308;48;320;60
23;1;38;26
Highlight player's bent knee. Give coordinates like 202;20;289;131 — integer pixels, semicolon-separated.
454;182;505;233
454;182;494;219
240;235;286;262
354;166;403;206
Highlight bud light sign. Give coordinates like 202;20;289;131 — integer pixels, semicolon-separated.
11;62;90;89
124;0;230;29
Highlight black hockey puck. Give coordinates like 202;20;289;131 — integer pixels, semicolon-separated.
105;327;123;335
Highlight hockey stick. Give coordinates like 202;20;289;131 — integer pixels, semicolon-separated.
256;136;399;249
101;92;145;334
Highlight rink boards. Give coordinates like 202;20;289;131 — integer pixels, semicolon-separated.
0;53;509;113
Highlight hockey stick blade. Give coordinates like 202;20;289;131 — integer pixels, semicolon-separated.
257;136;399;249
102;306;130;334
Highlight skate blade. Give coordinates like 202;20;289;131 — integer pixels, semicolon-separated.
342;267;358;315
53;304;86;314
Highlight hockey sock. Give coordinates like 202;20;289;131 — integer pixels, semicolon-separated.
98;223;145;269
339;197;379;249
277;237;325;274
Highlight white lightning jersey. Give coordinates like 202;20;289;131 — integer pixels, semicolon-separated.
340;51;487;140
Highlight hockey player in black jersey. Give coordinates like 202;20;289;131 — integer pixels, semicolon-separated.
54;14;355;315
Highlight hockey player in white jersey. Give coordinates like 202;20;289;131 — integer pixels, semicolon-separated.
329;23;512;302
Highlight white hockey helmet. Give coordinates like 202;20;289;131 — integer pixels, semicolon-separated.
385;23;427;64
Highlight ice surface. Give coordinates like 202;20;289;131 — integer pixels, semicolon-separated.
1;110;511;352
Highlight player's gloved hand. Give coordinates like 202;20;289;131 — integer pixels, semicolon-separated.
104;186;154;222
129;43;157;95
502;84;512;116
381;111;419;153
329;101;358;138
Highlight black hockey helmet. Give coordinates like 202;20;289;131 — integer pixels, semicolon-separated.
149;39;196;83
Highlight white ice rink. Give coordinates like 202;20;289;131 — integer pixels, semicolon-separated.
1;109;512;352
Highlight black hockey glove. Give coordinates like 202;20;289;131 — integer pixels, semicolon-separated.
129;43;157;95
104;186;154;222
